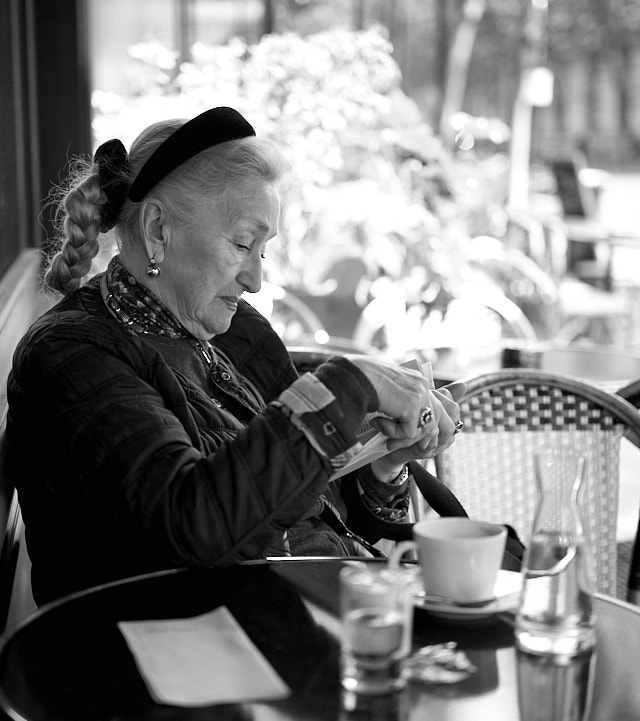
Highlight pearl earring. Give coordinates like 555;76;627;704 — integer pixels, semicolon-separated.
145;258;160;278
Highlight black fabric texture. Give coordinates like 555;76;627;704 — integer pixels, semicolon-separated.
93;139;130;231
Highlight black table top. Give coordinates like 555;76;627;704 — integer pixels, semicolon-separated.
0;559;639;721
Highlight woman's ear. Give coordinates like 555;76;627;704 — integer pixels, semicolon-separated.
139;199;169;263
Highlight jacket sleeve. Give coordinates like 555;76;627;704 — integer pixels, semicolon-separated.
7;321;378;573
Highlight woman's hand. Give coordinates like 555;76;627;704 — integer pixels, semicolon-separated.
345;355;467;479
345;355;437;442
368;379;466;482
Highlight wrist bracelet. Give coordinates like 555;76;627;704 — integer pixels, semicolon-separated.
387;464;409;486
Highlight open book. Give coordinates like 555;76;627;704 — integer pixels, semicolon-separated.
330;360;434;480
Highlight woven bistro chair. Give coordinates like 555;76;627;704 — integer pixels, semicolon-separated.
617;378;640;408
615;380;640;605
434;368;640;602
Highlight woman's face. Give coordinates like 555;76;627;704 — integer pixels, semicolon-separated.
158;178;280;339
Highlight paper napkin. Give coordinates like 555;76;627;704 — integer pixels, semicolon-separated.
118;606;290;707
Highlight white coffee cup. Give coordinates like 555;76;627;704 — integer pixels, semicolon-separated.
390;517;507;604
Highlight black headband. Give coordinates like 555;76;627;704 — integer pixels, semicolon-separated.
128;106;256;202
92;107;256;230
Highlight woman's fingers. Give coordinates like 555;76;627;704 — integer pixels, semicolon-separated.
346;355;432;439
441;380;467;402
370;415;417;440
345;355;466;448
375;384;465;462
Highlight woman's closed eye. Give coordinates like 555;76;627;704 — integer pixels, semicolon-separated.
234;243;267;259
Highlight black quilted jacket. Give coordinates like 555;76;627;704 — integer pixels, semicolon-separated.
4;277;379;604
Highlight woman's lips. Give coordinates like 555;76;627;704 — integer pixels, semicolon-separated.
220;296;239;310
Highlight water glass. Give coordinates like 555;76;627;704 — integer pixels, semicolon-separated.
515;447;597;721
515;448;596;658
340;564;413;695
517;647;595;721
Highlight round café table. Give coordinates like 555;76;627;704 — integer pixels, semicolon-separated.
0;558;639;720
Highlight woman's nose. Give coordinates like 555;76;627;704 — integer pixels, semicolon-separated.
238;254;263;294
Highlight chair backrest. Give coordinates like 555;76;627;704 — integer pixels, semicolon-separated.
615;381;640;605
435;369;640;599
617;378;640;409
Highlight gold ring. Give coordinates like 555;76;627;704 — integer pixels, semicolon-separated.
454;419;464;434
417;407;433;429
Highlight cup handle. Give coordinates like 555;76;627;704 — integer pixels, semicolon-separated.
388;540;418;572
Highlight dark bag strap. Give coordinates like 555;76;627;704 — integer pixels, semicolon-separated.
408;460;468;518
342;461;525;570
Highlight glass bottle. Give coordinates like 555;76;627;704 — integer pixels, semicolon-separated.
515;447;597;659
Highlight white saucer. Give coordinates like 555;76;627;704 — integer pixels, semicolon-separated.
414;570;522;620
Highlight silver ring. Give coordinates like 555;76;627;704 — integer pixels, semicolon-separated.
454;419;464;434
417;407;433;429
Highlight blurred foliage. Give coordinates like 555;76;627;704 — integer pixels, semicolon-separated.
88;1;640;357
93;27;485;292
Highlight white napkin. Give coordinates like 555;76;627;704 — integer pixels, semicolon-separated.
330;428;391;480
118;606;290;707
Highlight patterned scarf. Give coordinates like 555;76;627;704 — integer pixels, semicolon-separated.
103;255;188;338
102;254;264;415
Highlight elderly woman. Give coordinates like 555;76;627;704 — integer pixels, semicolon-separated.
4;107;464;605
